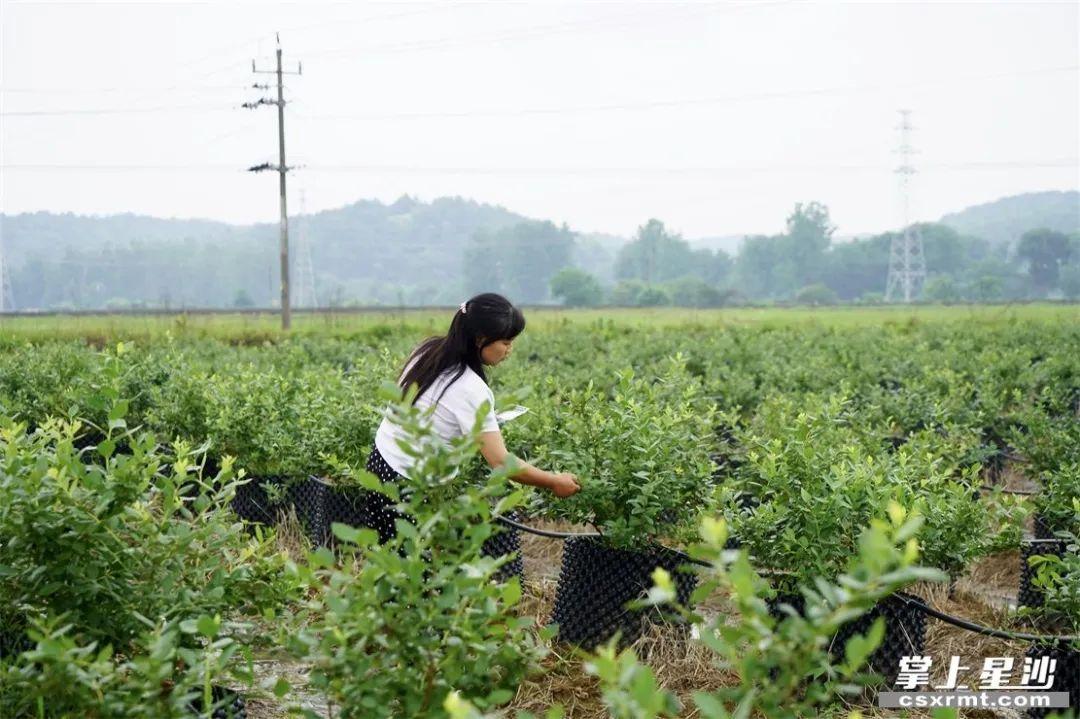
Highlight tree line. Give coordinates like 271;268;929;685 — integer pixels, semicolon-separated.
7;197;1078;311
467;202;1080;307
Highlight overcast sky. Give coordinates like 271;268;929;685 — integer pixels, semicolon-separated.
2;0;1078;239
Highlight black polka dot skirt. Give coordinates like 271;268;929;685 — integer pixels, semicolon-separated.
363;445;407;544
363;446;524;582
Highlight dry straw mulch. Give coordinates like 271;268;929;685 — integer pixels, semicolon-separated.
251;515;1035;718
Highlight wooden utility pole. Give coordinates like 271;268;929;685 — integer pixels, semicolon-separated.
246;34;301;329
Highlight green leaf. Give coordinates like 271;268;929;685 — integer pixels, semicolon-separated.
196;614;220;639
107;400;129;422
693;692;727;718
501;580;522;607
331;522;363;544
843;616;884;670
309;547;336;568
487;688;514;705
97;439;116;459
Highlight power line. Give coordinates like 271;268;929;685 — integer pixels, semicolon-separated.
296;160;1079;175
202;121;261;146
0;103;238;117
282;4;464;45
7;63;1072;121
300;64;1080;122
922;160;1079;170
92;6;458;97
0;85;250;94
0;164;244;171
171;6;455;77
304;1;790;60
15;258;184;268
3;159;1076;174
172;34;277;76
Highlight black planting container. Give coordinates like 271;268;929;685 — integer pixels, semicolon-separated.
325;484;402;546
0;631;30;660
200;457;223;482
318;475;521;579
982;449;1007;486
0;614;32;660
287;476;331;547
316;478;520;580
229;475;334;548
1019;539;1068;609
884;434;908;453
1024;641;1079;719
481;513;525;584
766;591;927;686
551;537;698;649
1034;514;1062;542
230;476;290;525
322;484;373;535
187;685;246;719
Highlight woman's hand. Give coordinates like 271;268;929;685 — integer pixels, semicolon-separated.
548;472;580;498
479;431;580;497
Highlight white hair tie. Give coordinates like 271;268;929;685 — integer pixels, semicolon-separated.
459;301;468;314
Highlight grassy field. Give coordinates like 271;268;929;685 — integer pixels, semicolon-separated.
0;302;1075;342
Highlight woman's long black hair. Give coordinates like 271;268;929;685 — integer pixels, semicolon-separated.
399;293;526;404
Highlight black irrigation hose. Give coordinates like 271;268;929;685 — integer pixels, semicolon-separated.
896;594;1080;644
979;484;1038;496
494;513;712;566
494;515;1080;644
663;545;713;569
494;513;601;540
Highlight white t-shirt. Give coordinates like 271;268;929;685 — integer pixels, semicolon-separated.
374;362;500;477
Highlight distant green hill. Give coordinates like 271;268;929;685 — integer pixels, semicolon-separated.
939;190;1079;247
4;189;1077;311
1;196;533;310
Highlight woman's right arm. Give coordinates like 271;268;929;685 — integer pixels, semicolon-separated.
478;431;580;498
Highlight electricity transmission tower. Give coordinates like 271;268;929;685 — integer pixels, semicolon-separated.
294;189;319;308
885;109;926;302
0;235;14;312
246;33;301;329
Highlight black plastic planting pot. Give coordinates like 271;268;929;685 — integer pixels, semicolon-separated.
1024;641;1079;719
322;484;373;537
187;685;246;719
0;631;29;660
1033;514;1062;541
551;537;698;649
231;476;337;547
982;449;1007;486
230;476;291;526
320;481;405;546
326;487;368;528
287;476;331;547
766;591;927;686
1019;539;1069;609
315;481;525;583
481;514;525;584
0;614;32;660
